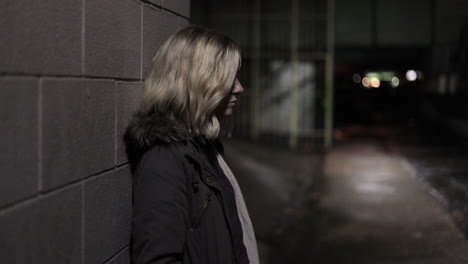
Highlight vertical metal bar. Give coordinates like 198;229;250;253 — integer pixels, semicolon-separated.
430;0;436;46
324;0;335;149
250;0;261;140
430;0;436;91
289;0;299;149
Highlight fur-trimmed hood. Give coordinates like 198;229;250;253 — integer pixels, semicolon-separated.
123;111;191;170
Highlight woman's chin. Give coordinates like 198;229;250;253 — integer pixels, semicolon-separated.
223;107;234;116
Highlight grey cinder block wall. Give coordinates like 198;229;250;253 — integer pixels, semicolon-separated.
0;0;189;263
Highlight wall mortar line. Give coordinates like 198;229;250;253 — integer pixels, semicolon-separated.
140;4;144;81
114;82;118;166
0;194;40;215
0;73;141;82
82;0;86;75
38;78;43;192
81;182;85;264
140;0;189;19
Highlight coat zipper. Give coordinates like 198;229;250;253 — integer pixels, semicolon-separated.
203;167;241;264
192;190;213;228
187;146;241;263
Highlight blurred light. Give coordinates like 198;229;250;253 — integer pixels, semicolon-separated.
353;73;361;83
391;77;400;87
381;72;395;81
362;77;371;88
370;77;380;88
416;70;424;80
406;70;417;81
366;72;381;79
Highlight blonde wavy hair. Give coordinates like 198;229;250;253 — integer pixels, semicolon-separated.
140;25;241;139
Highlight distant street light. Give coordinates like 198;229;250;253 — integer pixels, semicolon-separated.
406;70;417;81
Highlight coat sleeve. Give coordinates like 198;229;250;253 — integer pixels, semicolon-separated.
131;147;190;264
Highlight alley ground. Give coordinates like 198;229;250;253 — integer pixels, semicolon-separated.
224;137;468;264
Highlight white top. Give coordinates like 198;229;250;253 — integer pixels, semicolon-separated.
216;152;260;264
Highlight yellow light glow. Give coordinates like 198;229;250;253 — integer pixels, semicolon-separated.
370;77;380;88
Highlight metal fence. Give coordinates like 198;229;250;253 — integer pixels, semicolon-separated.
192;0;334;151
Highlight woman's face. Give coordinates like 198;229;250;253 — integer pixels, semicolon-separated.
221;78;244;116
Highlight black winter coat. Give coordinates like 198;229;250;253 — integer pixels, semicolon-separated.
124;111;250;264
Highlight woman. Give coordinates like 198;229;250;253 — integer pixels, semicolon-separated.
124;26;259;264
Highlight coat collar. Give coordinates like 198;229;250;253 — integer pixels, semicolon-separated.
123;110;216;172
124;110;190;170
124;110;190;146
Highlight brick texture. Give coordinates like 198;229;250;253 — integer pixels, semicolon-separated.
163;0;191;17
84;168;132;264
85;0;141;79
116;82;144;165
0;0;190;263
0;77;38;207
0;0;81;75
42;79;115;190
0;186;82;264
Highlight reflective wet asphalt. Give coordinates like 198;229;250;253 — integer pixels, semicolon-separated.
224;139;468;264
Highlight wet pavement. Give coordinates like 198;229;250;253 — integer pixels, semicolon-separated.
391;144;468;237
224;139;468;264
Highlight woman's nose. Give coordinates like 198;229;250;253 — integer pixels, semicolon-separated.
232;79;244;94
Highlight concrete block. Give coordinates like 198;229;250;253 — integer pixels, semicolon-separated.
84;168;132;264
0;186;82;264
115;247;131;264
163;0;191;17
142;7;187;77
116;82;143;165
0;0;81;75
85;0;141;79
42;79;115;190
0;77;38;207
179;17;189;28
